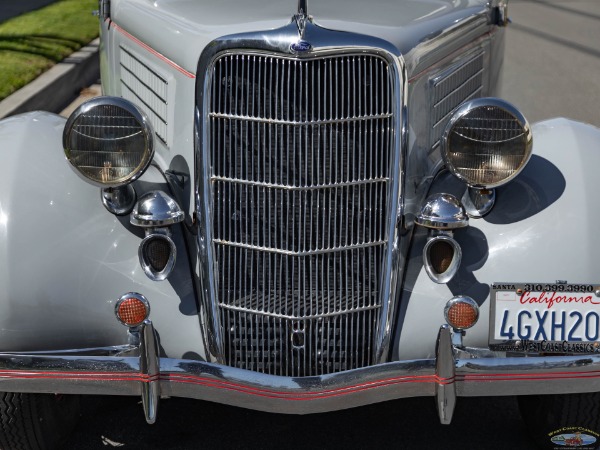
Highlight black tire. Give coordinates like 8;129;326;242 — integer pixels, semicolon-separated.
518;392;600;449
0;393;80;450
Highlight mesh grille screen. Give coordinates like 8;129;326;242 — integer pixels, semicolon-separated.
145;238;172;272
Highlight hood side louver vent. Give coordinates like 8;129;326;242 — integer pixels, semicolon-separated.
119;45;169;145
430;51;484;150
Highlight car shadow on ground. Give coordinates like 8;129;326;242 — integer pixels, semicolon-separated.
62;394;533;449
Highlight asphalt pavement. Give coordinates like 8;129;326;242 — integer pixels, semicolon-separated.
62;395;532;449
0;0;58;23
502;0;600;127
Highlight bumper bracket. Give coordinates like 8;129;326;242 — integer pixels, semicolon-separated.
435;325;456;424
139;319;160;424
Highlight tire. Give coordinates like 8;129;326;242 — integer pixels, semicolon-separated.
0;393;80;450
518;392;600;449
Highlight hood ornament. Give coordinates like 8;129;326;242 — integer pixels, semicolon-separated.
291;0;312;53
295;0;309;38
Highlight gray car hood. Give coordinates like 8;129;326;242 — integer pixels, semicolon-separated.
112;0;488;73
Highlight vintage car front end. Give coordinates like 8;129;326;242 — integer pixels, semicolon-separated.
1;0;600;448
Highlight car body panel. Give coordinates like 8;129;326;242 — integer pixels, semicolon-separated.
0;112;205;359
396;118;600;359
108;0;490;74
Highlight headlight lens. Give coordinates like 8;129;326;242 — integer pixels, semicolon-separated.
63;97;154;187
442;98;532;188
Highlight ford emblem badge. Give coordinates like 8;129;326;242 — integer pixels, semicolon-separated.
291;40;311;53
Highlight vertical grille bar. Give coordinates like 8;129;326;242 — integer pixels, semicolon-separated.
207;52;394;376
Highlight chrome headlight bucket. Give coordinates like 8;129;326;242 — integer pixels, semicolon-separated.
63;96;154;188
441;98;533;189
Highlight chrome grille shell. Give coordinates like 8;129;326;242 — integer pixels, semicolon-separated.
195;23;405;377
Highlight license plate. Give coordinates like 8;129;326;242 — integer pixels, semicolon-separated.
490;283;600;353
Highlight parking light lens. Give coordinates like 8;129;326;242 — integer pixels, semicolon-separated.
444;296;479;330
115;293;150;327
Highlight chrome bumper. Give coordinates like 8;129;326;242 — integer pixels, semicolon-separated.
1;321;600;425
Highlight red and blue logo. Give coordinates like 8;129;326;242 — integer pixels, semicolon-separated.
550;428;598;447
290;40;311;53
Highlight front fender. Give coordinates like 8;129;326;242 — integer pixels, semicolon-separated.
0;112;204;359
395;118;600;360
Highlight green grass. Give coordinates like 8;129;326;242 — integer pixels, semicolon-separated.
0;0;99;101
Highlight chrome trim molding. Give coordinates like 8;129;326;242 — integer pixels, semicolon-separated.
3;325;600;422
194;107;225;363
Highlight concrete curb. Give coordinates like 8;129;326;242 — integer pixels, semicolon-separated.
0;38;100;120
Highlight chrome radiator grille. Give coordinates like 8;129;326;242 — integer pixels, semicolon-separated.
207;52;394;376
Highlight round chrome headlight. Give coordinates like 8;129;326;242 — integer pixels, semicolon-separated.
441;98;532;189
63;97;154;187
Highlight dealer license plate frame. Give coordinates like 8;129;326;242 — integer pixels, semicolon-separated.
490;282;600;353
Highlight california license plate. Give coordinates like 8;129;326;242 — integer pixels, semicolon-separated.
490;283;600;353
